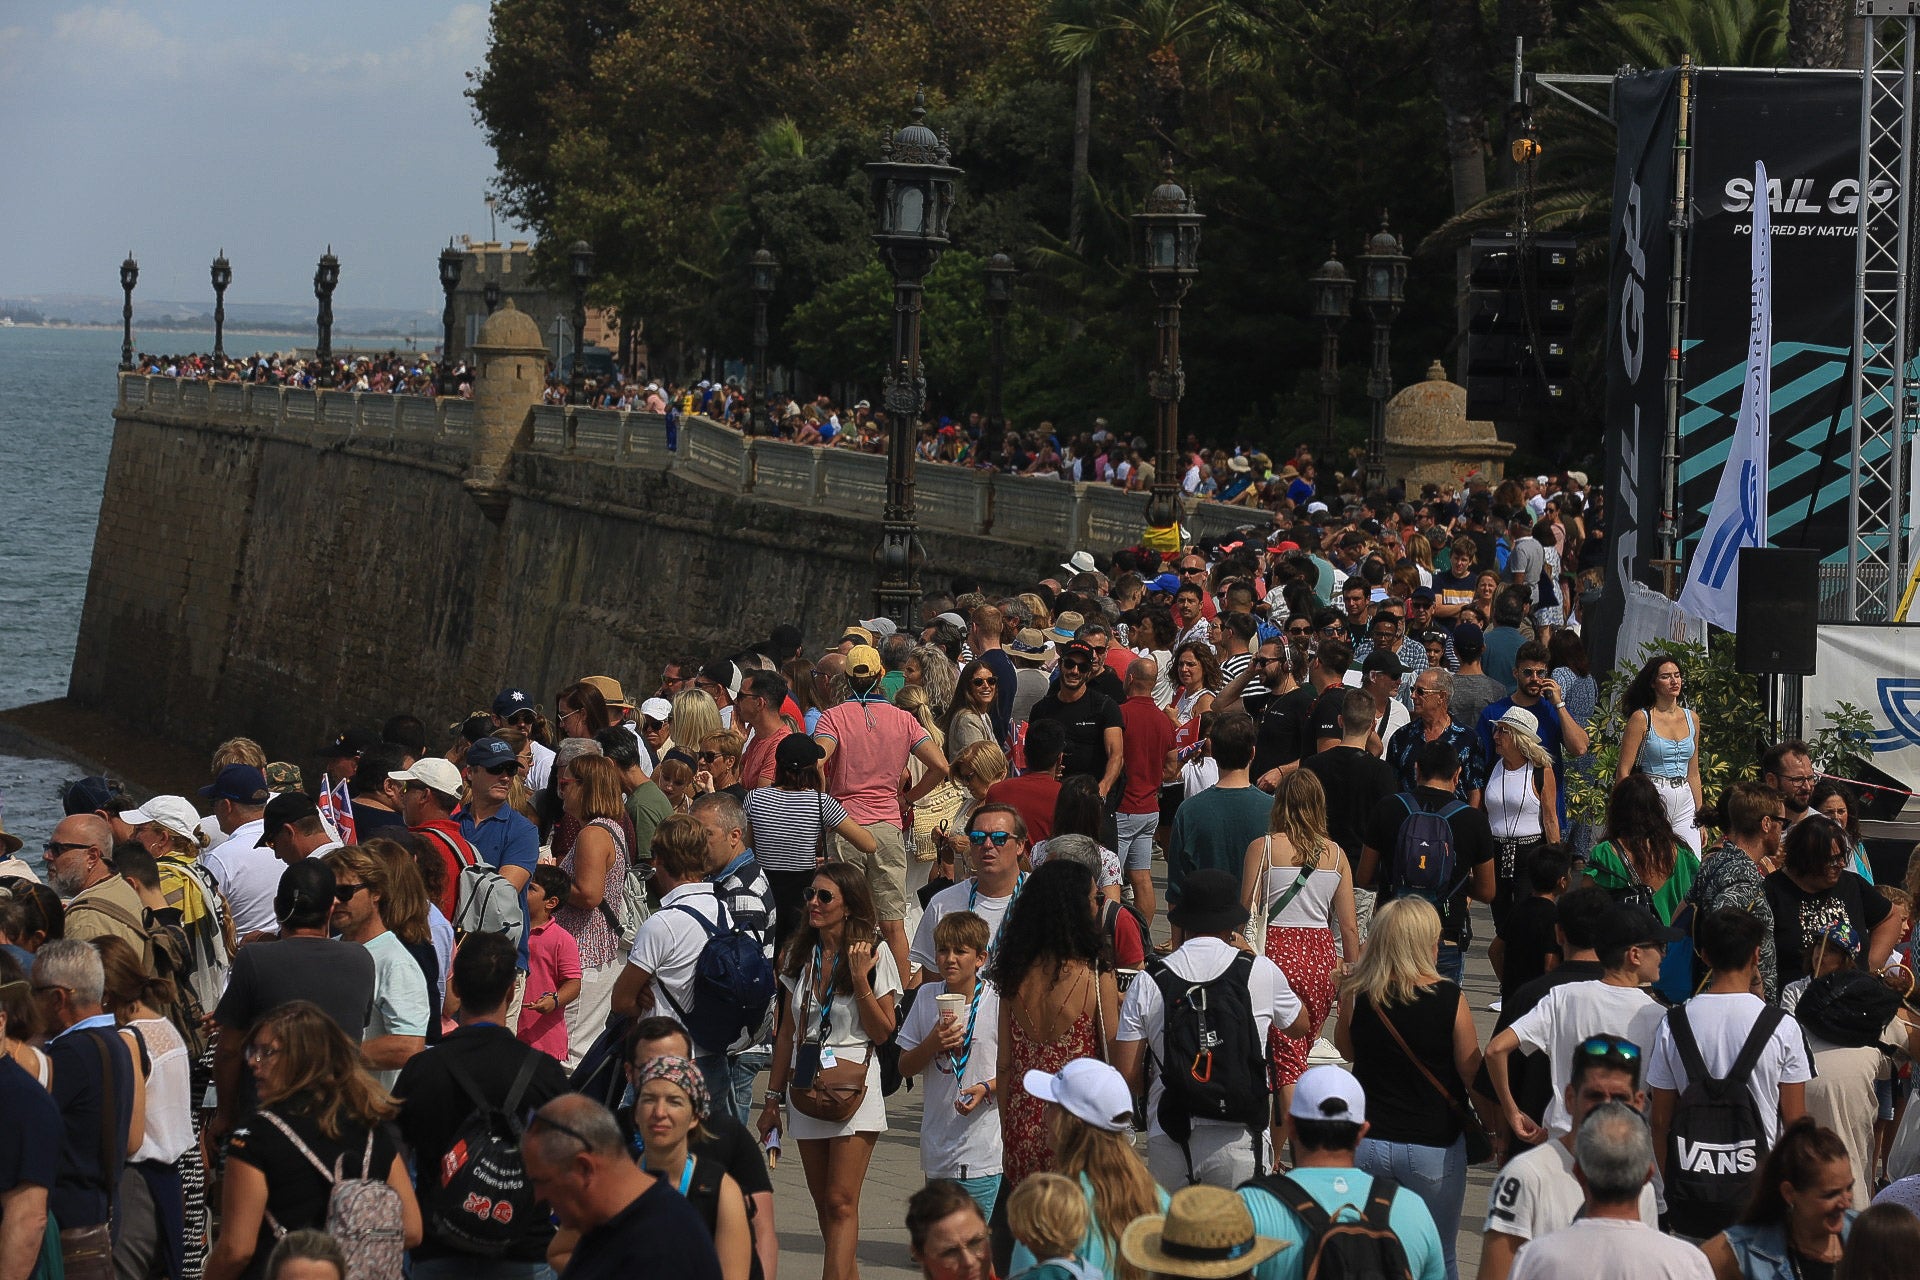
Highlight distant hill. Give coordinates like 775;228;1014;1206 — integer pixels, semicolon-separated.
0;292;439;337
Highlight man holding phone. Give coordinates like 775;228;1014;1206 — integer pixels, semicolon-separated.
1476;640;1590;830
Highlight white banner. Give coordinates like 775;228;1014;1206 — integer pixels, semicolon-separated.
1680;159;1773;631
1806;625;1920;794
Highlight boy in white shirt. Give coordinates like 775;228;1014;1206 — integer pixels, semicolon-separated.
898;911;1003;1218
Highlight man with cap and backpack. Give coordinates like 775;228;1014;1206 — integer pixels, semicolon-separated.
1113;868;1310;1189
1235;1064;1445;1280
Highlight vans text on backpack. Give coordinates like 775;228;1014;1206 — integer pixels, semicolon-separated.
453;861;526;948
658;901;777;1055
1661;1002;1787;1239
258;1114;406;1280
1243;1172;1414;1280
1146;949;1271;1185
427;1054;543;1253
1388;793;1468;920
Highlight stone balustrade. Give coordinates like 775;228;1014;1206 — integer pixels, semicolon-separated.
118;374;1276;553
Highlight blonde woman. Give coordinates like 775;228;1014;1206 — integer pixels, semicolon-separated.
1484;706;1560;983
908;644;958;722
126;793;235;1011
1335;898;1484;1280
895;684;960;907
1240;770;1358;1115
937;740;1010;882
670;689;724;765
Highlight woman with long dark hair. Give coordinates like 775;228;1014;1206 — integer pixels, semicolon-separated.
1701;1119;1855;1280
1584;773;1698;1001
1615;651;1704;850
988;859;1118;1197
946;659;1000;758
1835;1203;1920;1280
1811;778;1873;882
555;680;617;741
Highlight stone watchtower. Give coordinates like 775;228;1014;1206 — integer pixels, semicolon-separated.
1383;360;1517;493
464;299;549;518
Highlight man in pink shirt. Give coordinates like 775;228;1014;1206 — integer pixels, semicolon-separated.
814;644;951;976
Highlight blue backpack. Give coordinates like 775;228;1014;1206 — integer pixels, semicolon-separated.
1388;793;1467;912
660;902;777;1055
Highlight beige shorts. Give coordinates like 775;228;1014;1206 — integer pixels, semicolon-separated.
835;822;909;922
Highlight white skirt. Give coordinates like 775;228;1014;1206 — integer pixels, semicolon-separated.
784;1047;887;1140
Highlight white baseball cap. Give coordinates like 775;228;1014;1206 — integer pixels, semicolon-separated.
1289;1064;1366;1124
639;697;674;723
388;757;463;800
1024;1058;1135;1133
1306;501;1329;515
121;795;202;843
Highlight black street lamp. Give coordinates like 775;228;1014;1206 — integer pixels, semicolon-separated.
749;246;779;404
438;241;464;396
1308;243;1351;467
1130;158;1203;531
865;89;961;628
483;280;502;314
1357;214;1408;494
313;247;340;375
568;239;595;404
210;251;232;366
119;253;138;371
982;251;1017;464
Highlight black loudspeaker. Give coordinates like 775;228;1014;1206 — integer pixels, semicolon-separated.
1734;547;1819;675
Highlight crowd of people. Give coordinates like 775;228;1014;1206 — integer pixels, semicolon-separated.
4;475;1920;1280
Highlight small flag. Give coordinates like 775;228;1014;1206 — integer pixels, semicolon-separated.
330;776;358;846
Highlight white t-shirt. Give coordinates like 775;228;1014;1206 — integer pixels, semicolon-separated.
910;877;1019;976
626;882;725;1050
1507;980;1668;1135
1485;1137;1658;1242
360;928;430;1091
201;820;282;936
1509;1217;1712;1280
896;977;1003;1179
1644;992;1813;1147
527;739;555;792
1117;937;1302;1140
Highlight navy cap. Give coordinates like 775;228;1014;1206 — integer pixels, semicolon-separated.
465;736;518;770
200;764;270;805
492;688;535;719
62;775;124;816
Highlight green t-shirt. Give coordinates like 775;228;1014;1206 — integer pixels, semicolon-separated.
1166;784;1273;906
627;781;674;862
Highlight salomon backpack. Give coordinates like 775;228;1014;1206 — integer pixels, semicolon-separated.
1147;949;1270;1184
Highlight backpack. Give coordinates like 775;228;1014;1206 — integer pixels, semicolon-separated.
75;895;211;1062
1242;1172;1413;1280
658;901;778;1055
1146;950;1270;1184
1663;1003;1787;1238
1101;898;1151;980
427;1053;543;1254
598;862;653;944
453;861;526;948
1796;969;1904;1050
569;1013;633;1111
258;1113;406;1280
1387;793;1467;915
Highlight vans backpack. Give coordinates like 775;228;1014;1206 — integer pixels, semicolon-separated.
427;1053;542;1253
1147;949;1270;1184
660;901;777;1055
1243;1173;1413;1280
258;1114;406;1280
1388;793;1466;913
1663;1003;1786;1238
454;861;526;948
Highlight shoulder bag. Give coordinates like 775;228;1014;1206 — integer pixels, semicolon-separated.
788;950;871;1123
1374;995;1495;1164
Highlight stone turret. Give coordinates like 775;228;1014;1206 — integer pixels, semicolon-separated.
1383;360;1517;491
465;299;548;516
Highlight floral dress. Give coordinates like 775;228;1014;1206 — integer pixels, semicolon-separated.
1001;986;1101;1192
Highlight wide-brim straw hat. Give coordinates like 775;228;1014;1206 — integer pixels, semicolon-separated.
1120;1186;1286;1280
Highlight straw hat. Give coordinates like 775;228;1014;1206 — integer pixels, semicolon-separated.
1120;1186;1286;1279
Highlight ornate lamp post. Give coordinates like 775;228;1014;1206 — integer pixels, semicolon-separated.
1357;215;1408;494
119;254;138;371
210;251;232;366
483;280;502;314
749;246;779;403
313;247;339;375
438;241;464;396
1308;243;1352;466
865;89;961;628
982;251;1017;464
1130;159;1204;530
568;239;594;404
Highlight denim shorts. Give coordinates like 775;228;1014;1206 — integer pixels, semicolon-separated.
1116;811;1159;872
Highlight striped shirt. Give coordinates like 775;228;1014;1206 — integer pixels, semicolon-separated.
743;787;848;873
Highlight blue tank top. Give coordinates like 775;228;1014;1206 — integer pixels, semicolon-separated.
1638;707;1695;778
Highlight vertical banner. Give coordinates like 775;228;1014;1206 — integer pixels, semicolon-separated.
1679;160;1773;631
1592;68;1681;671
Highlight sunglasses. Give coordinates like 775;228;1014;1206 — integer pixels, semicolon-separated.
485;763;522;777
642;718;665;732
1573;1034;1643;1080
802;887;837;904
967;830;1016;847
43;840;95;858
1285;624;1313;635
969;677;998;688
697;751;727;763
333;883;371;903
1059;659;1090;672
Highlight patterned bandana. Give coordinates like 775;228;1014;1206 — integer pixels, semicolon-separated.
635;1053;711;1120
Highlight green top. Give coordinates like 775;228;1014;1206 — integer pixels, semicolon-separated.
1585;838;1700;924
627;780;674;860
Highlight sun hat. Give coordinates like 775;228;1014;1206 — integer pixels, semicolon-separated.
1008;629;1055;665
1047;611;1086;644
1167;869;1247;936
1022;1058;1135;1133
1061;551;1098;577
1119;1186;1285;1279
581;675;632;709
1494;705;1542;745
121;795;203;844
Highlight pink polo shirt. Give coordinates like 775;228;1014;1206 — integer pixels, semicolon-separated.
813;696;930;828
517;920;582;1062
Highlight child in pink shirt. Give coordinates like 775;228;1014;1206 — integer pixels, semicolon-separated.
517;865;582;1061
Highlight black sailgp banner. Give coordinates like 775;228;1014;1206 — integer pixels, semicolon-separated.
1593;68;1680;669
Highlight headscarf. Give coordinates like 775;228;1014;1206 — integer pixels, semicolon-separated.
634;1053;711;1121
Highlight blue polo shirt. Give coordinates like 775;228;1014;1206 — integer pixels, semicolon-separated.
457;804;540;968
1240;1167;1445;1280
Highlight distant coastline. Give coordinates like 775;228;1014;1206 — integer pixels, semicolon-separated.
3;320;424;341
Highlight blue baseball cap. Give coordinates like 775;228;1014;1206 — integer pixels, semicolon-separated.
1149;572;1181;595
200;764;270;805
491;688;535;719
465;736;518;770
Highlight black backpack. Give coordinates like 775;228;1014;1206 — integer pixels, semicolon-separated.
1796;969;1904;1050
1663;1003;1786;1238
1101;898;1152;977
1147;950;1270;1184
1242;1172;1413;1280
569;1014;632;1111
426;1053;543;1253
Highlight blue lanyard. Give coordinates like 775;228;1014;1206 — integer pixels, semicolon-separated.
945;976;985;1080
969;873;1026;960
811;944;840;1040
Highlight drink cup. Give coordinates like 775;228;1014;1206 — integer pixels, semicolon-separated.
936;992;967;1023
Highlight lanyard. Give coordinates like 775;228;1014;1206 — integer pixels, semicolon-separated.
810;944;841;1042
969;872;1027;960
945;976;985;1081
629;1141;698;1198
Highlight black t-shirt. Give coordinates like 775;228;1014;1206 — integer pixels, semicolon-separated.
48;1026;135;1230
1251;686;1316;779
564;1179;723;1280
1349;983;1466;1147
1499;895;1562;999
1307;685;1348;747
227;1100;402;1280
393;1025;572;1262
214;935;377;1039
351;803;408;835
1764;869;1892;986
1362;786;1496;941
1028;689;1123;783
1470;528;1499;569
1088;667;1127;704
1302;746;1399;863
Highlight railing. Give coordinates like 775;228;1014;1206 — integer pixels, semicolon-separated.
116;373;1277;553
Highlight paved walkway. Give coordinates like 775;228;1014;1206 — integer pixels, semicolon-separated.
759;891;1508;1280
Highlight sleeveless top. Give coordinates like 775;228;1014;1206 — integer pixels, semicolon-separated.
1484;760;1546;840
1638;707;1696;778
1173;686;1207;726
1258;837;1341;928
555;816;630;969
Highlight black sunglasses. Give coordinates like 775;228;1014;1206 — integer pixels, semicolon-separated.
1059;659;1090;672
803;887;837;904
485;763;522;777
333;883;372;903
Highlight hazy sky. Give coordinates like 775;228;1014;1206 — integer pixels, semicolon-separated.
0;1;507;310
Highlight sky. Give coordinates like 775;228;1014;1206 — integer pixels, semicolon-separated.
0;0;507;311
